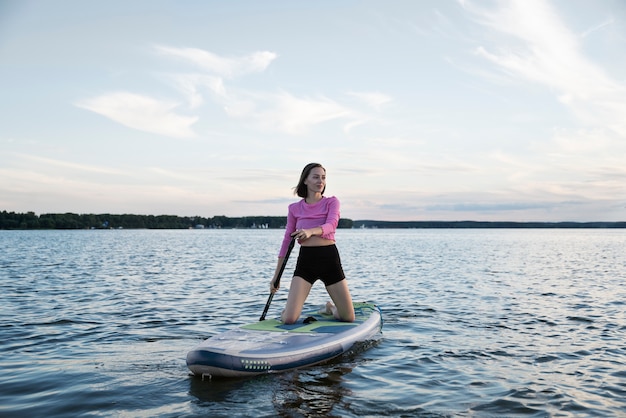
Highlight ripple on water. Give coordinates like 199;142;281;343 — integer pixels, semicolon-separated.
1;229;626;417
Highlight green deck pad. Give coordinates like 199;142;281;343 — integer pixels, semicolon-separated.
244;302;376;333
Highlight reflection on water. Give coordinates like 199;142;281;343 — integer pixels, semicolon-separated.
272;367;353;417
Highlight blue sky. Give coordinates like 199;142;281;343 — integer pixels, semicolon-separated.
1;0;625;221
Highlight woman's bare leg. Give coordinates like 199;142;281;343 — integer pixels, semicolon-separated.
281;276;312;324
325;280;355;322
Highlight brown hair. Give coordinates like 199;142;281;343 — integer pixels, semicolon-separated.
294;163;325;198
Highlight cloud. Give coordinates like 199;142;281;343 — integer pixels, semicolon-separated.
465;0;626;136
580;17;614;38
14;153;129;175
252;91;355;135
75;92;198;138
75;46;276;136
152;46;362;134
163;73;226;109
347;91;392;110
154;45;277;78
425;201;552;213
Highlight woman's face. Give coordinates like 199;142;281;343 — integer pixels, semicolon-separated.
304;167;326;195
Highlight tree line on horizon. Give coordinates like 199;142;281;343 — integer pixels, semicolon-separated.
1;211;623;230
0;211;354;230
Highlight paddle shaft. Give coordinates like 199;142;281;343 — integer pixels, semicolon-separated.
260;237;296;321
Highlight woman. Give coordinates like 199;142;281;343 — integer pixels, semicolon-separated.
270;163;355;325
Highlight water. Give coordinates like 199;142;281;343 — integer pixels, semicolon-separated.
1;228;624;417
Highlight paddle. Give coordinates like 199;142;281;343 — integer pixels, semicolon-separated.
260;236;296;321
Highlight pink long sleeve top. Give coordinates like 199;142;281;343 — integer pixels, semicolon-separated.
278;196;340;257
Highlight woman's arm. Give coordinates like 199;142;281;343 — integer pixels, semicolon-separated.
319;197;340;237
298;197;340;240
294;226;323;240
269;257;285;293
278;205;297;257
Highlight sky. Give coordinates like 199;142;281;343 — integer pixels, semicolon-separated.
1;0;625;222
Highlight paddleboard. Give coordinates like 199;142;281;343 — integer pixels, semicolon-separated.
186;301;382;379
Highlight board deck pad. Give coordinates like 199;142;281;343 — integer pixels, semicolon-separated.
242;302;376;333
186;301;382;378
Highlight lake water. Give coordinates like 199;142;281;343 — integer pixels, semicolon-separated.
1;228;624;417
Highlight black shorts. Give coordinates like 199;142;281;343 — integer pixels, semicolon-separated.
293;244;345;287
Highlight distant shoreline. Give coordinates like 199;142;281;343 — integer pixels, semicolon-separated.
1;211;624;229
353;220;626;229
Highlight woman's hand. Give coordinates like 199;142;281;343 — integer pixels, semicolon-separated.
291;228;310;241
269;276;279;293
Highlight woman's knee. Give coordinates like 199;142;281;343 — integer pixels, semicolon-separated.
281;309;300;325
340;309;355;322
